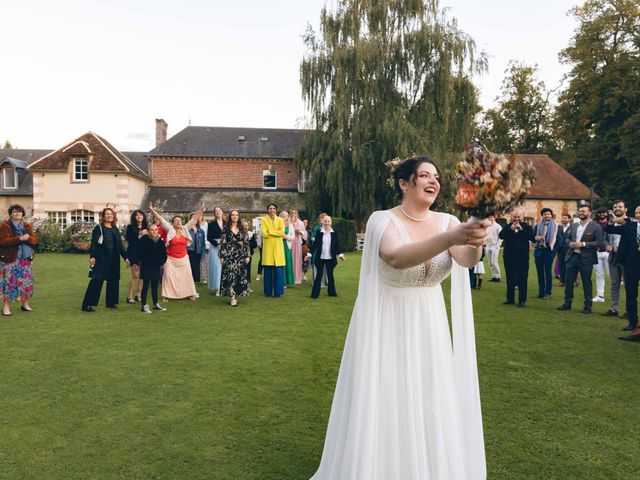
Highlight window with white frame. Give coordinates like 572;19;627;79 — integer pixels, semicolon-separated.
263;169;276;189
47;212;68;231
70;209;97;223
2;168;17;189
73;157;88;182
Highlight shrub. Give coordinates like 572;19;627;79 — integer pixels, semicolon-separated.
31;218;69;253
331;217;357;252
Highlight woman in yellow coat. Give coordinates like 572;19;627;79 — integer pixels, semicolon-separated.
261;203;286;296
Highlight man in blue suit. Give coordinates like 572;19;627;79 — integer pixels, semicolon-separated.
604;204;640;342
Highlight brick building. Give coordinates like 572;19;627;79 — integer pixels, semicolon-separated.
143;121;309;216
507;154;595;224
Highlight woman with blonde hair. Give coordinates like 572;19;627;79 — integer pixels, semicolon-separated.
280;210;295;286
148;203;203;301
289;208;307;284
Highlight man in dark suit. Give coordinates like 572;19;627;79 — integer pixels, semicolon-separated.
555;212;572;286
499;209;536;308
309;215;345;298
604;204;640;341
557;205;604;314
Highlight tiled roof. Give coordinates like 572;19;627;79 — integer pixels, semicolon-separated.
515;154;594;200
148;126;310;159
143;186;305;214
28;132;149;180
0;149;50;196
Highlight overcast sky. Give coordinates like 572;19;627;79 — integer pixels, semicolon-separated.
0;0;579;152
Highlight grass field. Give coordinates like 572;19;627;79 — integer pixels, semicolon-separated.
1;252;639;479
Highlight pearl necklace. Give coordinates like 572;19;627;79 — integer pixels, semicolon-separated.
400;206;430;222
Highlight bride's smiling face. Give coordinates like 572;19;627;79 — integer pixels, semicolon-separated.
401;162;440;206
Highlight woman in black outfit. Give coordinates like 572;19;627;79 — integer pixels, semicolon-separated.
138;223;168;313
125;209;148;303
207;206;225;295
219;210;250;306
82;208;129;312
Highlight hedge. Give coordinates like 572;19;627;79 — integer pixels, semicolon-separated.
331;217;357;253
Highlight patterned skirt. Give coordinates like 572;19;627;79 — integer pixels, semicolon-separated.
1;258;34;302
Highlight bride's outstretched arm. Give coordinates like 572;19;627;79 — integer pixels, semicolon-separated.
379;218;487;270
449;217;489;268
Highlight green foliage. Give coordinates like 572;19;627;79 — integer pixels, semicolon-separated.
476;61;555;154
31;219;69;253
554;0;640;206
297;0;485;221
331;216;357;252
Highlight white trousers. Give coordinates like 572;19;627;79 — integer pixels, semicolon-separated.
486;245;501;279
594;251;609;297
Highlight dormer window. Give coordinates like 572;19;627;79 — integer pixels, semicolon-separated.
2;167;17;189
260;136;269;142
237;135;246;142
73;157;88;182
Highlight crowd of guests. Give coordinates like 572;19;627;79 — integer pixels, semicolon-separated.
72;203;345;314
480;201;640;343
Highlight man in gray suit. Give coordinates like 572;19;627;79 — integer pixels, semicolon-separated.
557;204;605;314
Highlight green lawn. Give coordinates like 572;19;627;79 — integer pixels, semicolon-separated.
0;252;639;479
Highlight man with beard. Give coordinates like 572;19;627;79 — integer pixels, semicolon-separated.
602;200;626;317
533;208;558;299
499;209;535;308
557;205;604;314
555;213;572;286
605;205;640;341
592;207;611;303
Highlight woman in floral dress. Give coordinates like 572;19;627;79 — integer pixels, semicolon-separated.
219;210;250;307
0;204;38;316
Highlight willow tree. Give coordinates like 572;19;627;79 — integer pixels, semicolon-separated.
297;0;485;221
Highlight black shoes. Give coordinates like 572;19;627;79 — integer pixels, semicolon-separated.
622;325;635;331
581;307;592;314
557;304;571;311
82;305;96;312
489;278;501;282
517;303;526;308
618;333;640;342
502;300;515;305
106;304;118;309
602;309;618;317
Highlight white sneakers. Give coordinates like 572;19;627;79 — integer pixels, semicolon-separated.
142;303;167;313
592;296;605;303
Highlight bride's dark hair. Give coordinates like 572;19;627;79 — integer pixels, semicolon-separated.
393;156;441;198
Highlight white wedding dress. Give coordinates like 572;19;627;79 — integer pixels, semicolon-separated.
310;210;486;480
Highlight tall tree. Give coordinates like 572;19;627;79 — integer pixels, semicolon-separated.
2;140;13;149
297;0;485;220
554;0;640;206
477;61;555;154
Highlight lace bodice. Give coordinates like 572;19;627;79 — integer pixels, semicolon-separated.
379;211;453;287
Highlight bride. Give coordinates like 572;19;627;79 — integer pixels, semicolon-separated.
310;156;489;480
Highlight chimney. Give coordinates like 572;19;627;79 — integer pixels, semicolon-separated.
155;118;168;147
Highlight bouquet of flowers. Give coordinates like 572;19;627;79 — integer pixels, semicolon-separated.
454;144;536;219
